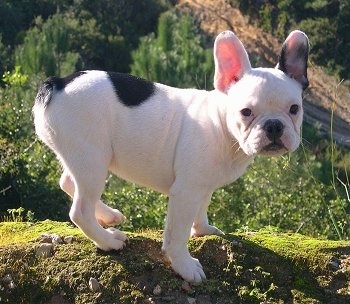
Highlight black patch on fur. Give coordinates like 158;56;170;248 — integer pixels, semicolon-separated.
107;72;155;107
35;71;86;107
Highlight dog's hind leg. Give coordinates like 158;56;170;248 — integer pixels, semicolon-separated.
59;149;127;251
59;169;126;227
190;193;224;237
95;201;126;227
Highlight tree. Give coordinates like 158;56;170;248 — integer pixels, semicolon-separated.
15;14;79;77
131;11;214;89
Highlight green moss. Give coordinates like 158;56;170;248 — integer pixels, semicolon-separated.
0;222;349;303
240;230;347;271
0;220;83;246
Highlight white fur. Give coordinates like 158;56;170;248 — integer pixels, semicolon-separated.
33;30;309;283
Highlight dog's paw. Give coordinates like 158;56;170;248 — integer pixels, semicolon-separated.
94;227;128;251
170;254;206;283
191;224;224;237
96;204;127;227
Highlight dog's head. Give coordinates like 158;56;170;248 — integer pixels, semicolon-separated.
214;30;309;157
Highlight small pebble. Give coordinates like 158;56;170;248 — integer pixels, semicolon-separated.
40;233;63;245
231;240;243;248
36;243;54;258
2;274;13;284
329;261;340;270
187;297;196;304
89;277;100;292
8;281;16;289
64;235;73;244
1;274;16;290
231;240;239;246
51;234;63;245
153;284;162;296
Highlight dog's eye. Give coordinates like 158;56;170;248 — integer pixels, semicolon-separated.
289;104;299;115
241;108;252;117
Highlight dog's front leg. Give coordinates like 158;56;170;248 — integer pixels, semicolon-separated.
162;185;209;283
191;193;224;237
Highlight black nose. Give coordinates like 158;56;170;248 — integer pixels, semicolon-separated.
264;119;284;141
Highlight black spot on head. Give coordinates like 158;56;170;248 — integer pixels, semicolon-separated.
107;72;155;107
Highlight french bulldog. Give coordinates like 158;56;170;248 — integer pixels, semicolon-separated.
33;30;309;283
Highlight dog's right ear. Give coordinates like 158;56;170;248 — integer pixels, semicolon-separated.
214;31;252;93
277;30;310;90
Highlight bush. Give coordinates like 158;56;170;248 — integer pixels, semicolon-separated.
0;67;69;220
210;147;349;240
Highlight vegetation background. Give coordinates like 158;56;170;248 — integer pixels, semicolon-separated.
0;0;349;240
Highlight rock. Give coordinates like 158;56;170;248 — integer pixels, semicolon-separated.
89;277;100;292
63;235;73;244
1;274;15;290
329;260;340;270
153;284;162;296
2;274;13;284
187;297;196;304
39;233;63;245
36;243;54;258
50;234;63;245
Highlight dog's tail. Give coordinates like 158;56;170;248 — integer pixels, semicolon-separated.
34;76;66;108
33;76;67;145
34;71;87;108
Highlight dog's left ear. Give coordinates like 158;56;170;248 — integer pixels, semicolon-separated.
214;31;252;93
277;30;310;90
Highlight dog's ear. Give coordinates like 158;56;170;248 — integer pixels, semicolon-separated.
214;31;251;93
277;30;310;90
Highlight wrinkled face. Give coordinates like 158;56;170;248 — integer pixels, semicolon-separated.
227;68;303;157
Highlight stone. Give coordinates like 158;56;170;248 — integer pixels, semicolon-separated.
187;297;196;304
89;277;100;292
63;235;73;244
153;284;162;296
36;243;53;258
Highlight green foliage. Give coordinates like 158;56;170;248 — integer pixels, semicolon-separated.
15;14;79;76
210;146;349;240
0;67;68;220
3;207;35;222
131;11;214;89
103;181;167;231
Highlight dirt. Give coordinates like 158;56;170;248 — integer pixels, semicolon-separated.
0;221;350;303
176;0;350;147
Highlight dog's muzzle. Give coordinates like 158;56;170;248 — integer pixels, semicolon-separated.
262;119;286;152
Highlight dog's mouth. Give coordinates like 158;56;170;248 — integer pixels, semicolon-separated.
261;140;287;155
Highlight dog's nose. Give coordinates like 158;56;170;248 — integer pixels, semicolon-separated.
264;119;284;141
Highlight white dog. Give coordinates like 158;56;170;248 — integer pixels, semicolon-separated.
33;30;309;283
